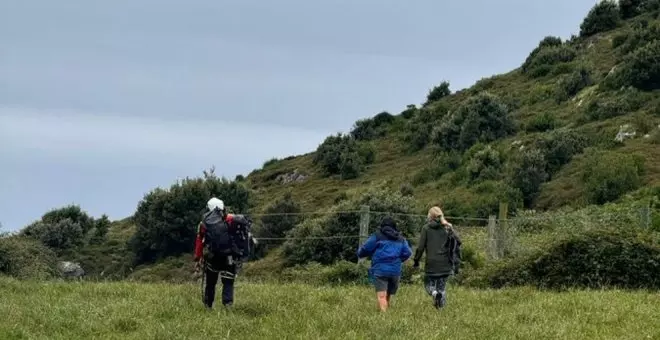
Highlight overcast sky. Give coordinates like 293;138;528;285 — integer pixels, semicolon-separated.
0;0;596;231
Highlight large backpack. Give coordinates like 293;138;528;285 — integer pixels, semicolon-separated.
445;227;462;274
202;209;234;260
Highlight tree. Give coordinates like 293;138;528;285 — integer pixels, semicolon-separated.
510;149;549;208
89;214;111;245
313;133;374;179
580;0;621;37
258;192;302;240
425;81;451;104
129;168;251;265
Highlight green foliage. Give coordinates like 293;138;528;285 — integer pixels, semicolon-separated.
525;112;557;133
614;20;660;56
0;236;58;279
605;39;660;91
399;182;414;197
263;158;279;168
509;149;549;208
21;219;85;255
425;81;451;104
521;37;577;78
257;192;302;241
402;104;450;152
129;169;251;265
432;92;516;152
400;104;417;119
555;65;593;102
40;205;95;235
282;186;418;266
583;88;646;121
580;0;621;37
619;0;659;18
89;214;111;245
583;151;645;204
350;111;395;141
480;228;660;290
466;145;502;183
313;133;373;179
535;129;588;177
411;151;462;186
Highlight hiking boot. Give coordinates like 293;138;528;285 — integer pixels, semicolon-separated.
432;290;446;309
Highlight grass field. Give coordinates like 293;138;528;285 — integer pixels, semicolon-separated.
1;277;659;340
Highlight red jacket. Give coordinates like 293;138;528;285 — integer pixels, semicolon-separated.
194;213;236;261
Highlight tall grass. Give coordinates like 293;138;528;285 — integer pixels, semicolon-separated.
0;277;658;340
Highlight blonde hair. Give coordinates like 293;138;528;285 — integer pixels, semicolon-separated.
427;206;444;220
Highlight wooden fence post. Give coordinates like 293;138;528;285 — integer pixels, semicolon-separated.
358;205;370;264
498;202;509;259
487;215;497;260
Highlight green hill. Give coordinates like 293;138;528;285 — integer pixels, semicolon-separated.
3;1;660;285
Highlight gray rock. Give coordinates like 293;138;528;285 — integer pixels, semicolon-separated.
276;169;308;184
615;124;636;143
58;261;85;279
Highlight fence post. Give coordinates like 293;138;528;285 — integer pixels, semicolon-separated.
487;215;497;260
641;200;651;229
358;205;370;264
498;202;509;259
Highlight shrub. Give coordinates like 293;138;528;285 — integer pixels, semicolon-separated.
583;151;645;204
0;236;58;279
509;149;549;208
619;0;654;18
615;21;660;56
282;186;419;266
20;218;85;255
535;129;588;177
400;104;417;119
411;151;462;186
580;0;621;37
466;145;502;183
425;81;451;104
522;40;577;78
129;169;251;265
399;182;414;197
257;192;302;240
263;158;279;168
583;88;646;121
432;92;516;152
313;134;373;178
605;40;660;91
402;104;450;152
478;228;660;290
89;214;111;245
555;65;593;102
525;112;557;133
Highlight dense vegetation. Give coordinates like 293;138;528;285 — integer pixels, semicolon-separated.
2;2;660;290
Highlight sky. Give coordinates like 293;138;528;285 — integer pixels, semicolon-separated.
0;0;596;231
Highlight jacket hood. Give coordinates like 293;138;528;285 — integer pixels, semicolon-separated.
379;217;402;240
428;219;443;229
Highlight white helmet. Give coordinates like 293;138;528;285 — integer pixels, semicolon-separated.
207;197;224;211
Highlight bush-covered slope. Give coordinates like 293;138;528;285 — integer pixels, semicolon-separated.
246;3;660;218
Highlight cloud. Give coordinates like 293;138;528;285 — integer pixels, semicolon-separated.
0;107;329;172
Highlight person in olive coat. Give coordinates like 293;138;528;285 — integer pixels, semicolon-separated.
413;206;461;309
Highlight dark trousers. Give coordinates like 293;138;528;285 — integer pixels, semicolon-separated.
203;255;237;308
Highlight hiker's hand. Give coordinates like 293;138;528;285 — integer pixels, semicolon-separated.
194;260;201;272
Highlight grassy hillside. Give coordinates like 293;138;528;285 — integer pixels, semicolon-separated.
1;277;659;340
244;6;660;216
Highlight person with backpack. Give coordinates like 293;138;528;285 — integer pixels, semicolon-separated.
194;197;252;309
357;216;413;312
413;206;462;309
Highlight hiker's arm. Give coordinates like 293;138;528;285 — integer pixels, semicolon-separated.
413;228;427;262
400;239;413;262
194;223;205;262
357;235;377;259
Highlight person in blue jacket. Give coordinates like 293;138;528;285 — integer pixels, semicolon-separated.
357;216;413;312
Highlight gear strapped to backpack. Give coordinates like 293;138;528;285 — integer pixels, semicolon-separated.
202;209;235;260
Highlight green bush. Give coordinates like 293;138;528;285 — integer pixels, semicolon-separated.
535;129;588;177
425;81;451;104
583;151;645;204
350;112;394;141
432;92;516;152
262;158;279;168
509;148;549;208
555;65;593;102
313;133;373;178
466;145;502;183
619;0;658;18
477;228;660;290
615;21;660;56
20;218;85;255
257;192;302;240
400;104;417;119
0;236;58;280
402;104;450;152
129;168;251;265
583;88;646;121
282;186;419;266
580;0;621;37
525;112;557;133
89;214;111;245
521;39;577;78
606;40;660;91
411;151;462;186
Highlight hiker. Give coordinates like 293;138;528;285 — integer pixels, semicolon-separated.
194;197;252;309
357;216;412;312
413;206;462;309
